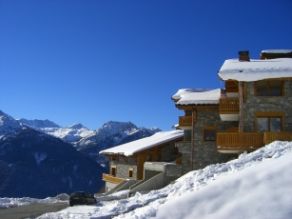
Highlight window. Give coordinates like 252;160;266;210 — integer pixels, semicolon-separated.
256;117;282;132
128;168;134;178
203;128;216;141
111;166;116;176
254;80;284;96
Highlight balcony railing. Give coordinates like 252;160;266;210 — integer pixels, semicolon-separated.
179;116;193;127
264;132;292;144
102;173;125;184
217;132;264;153
219;98;239;114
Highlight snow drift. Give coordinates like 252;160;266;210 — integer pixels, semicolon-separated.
38;141;292;219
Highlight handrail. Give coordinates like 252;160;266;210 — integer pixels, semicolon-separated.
102;173;125;184
219;98;239;114
217;132;263;152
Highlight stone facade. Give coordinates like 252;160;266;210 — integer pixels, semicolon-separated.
242;81;292;132
177;108;235;173
110;156;138;179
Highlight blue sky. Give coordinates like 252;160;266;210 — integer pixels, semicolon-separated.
0;0;292;130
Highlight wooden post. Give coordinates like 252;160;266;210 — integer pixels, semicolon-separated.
238;81;244;132
191;108;196;170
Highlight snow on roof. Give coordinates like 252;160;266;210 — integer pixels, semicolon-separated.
172;88;208;101
173;88;221;105
261;49;292;54
218;58;292;81
99;130;183;156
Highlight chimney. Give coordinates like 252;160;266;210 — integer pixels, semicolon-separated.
238;50;250;61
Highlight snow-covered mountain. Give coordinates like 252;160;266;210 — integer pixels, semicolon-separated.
38;141;292;219
18;119;95;144
0;110;22;137
18;118;60;129
19;119;160;163
0;111;104;198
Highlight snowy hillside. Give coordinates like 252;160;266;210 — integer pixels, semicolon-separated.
38;141;292;219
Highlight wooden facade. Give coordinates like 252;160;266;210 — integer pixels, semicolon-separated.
102;137;182;191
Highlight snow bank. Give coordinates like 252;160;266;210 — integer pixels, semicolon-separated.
156;144;292;219
0;195;68;209
38;141;292;219
218;58;292;81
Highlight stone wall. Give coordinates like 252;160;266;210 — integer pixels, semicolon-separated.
242;81;292;131
110;157;138;179
178;109;235;173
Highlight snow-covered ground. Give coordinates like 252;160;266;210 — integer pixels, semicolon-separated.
0;194;68;209
38;141;292;219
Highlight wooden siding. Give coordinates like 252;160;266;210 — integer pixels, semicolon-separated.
225;80;238;93
264;132;292;144
217;132;264;152
219;98;239;114
102;173;125;184
179;116;193;127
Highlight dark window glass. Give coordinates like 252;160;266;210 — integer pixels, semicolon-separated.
255;81;283;96
128;169;133;178
256;117;282;132
270;118;281;132
257;118;269;132
111;167;116;176
204;129;216;141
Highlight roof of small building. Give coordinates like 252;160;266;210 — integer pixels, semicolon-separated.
99;130;184;157
218;58;292;81
261;49;292;54
173;88;221;105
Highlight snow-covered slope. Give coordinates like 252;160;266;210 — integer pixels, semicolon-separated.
0;110;22;137
38;141;292;219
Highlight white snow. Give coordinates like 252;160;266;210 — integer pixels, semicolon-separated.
37;141;292;219
99;130;183;156
42;126;95;143
0;196;68;209
173;88;221;105
261;49;292;54
219;58;292;81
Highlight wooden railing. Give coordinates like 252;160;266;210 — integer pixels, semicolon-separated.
102;173;125;184
217;132;264;152
179;116;193;127
219;98;239;114
264;132;292;144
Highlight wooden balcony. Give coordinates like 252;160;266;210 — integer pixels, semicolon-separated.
219;98;239;121
217;132;264;153
102;173;125;184
219;98;239;114
264;132;292;144
179;116;193;128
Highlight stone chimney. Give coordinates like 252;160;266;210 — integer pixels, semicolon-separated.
238;51;250;61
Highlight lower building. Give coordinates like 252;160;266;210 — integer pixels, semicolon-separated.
100;130;183;192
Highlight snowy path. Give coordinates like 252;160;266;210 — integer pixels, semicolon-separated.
38;141;292;219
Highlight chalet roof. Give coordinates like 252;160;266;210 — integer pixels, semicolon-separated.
99;130;183;157
173;88;221;105
261;49;292;54
218;58;292;82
